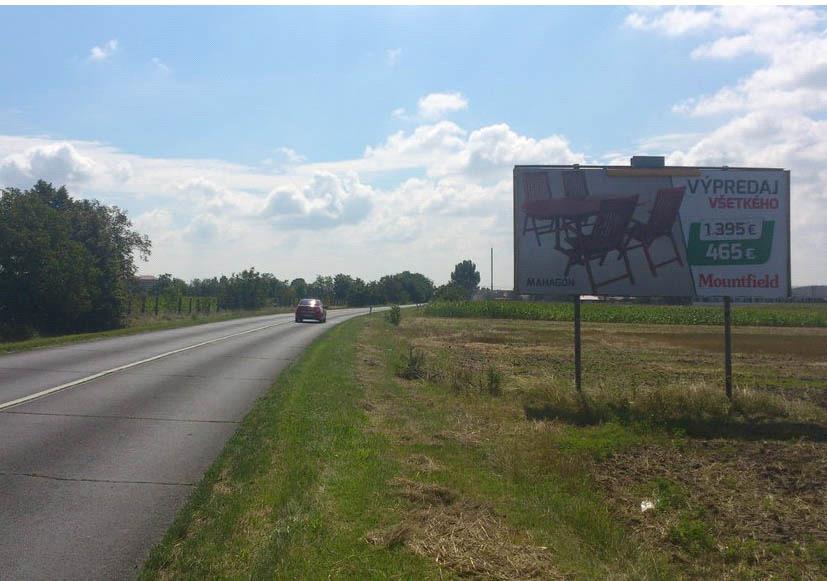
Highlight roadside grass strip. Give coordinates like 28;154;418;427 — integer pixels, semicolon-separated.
424;300;827;328
139;317;441;579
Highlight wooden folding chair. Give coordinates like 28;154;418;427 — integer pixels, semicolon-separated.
562;169;590;198
521;172;555;246
561;196;638;294
625;187;686;277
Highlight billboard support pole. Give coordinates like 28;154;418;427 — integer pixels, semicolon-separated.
724;296;733;400
573;295;582;393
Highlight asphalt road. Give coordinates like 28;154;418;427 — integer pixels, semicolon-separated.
0;308;372;580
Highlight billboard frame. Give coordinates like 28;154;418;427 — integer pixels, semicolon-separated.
513;162;792;401
513;163;792;299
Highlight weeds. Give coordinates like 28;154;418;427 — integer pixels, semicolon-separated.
523;382;827;439
398;347;426;380
486;366;503;396
669;516;715;556
386;305;402;326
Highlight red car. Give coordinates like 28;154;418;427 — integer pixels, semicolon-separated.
295;298;327;323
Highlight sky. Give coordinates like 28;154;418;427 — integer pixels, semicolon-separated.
0;5;824;286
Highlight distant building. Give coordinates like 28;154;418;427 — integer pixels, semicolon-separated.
135;275;157;292
792;286;827;300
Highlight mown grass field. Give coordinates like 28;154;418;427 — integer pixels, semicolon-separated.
424;300;827;327
141;304;827;579
0;307;293;354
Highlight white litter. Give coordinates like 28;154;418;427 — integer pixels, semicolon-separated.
640;500;656;512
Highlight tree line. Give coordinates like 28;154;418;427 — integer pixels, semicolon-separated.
1;182;483;340
152;269;438;311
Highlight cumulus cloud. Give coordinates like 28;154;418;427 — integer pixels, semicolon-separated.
359;120;583;183
89;39;118;62
261;171;374;229
0;142;97;188
184;214;221;243
417;92;468;120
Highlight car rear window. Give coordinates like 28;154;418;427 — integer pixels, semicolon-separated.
299;299;316;306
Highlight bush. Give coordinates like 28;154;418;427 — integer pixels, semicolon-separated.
432;283;471;302
386;304;402;326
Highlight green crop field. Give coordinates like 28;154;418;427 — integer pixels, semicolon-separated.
424;300;827;327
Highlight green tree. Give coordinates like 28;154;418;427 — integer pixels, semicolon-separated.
333;273;355;305
450;260;480;294
0;181;150;338
434;282;471;301
290;278;308;301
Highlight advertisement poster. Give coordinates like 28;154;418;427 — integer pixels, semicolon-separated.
513;165;790;298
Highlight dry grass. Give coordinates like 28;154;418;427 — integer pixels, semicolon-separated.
595;439;827;578
372;313;827;578
367;478;562;580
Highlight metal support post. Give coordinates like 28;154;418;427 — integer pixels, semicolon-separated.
724;296;733;399
574;295;582;392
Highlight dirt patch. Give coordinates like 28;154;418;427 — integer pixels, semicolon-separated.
594;439;827;575
368;478;561;580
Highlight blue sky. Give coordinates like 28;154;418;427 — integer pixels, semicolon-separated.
1;6;756;161
0;6;824;285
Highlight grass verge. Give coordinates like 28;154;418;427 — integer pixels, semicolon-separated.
139;316;440;579
0;307;292;354
141;309;826;579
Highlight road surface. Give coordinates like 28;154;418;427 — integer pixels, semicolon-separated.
0;308;371;579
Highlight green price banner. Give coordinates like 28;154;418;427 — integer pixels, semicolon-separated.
686;221;774;266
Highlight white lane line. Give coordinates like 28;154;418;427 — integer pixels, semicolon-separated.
0;319;293;411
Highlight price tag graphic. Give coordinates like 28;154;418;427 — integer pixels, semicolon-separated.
686;221;774;266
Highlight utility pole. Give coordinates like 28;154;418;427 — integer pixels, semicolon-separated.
490;247;494;291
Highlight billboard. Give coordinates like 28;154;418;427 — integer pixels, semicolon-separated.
513;165;790;298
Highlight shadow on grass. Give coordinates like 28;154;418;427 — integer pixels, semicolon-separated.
524;396;827;442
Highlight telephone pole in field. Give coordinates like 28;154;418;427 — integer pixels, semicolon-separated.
490;247;494;291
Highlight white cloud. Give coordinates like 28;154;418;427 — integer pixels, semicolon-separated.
89;39;118;62
0;142;97;188
261;147;306;170
261;171;373;229
0;115;574;282
184;214;221;243
417;92;468;120
624;7;715;36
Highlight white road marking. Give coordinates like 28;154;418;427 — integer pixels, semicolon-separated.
0;318;294;411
